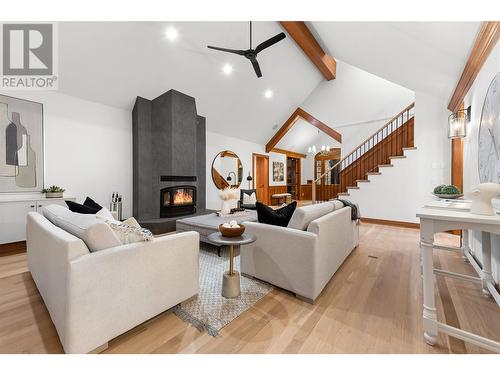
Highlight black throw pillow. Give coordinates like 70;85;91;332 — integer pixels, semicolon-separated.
83;196;102;211
66;200;101;214
256;201;297;227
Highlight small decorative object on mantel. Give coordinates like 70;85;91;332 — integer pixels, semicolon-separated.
467;182;500;216
432;184;463;199
219;221;245;237
42;185;65;198
218;187;239;215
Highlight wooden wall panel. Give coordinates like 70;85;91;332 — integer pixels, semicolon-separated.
268;186;288;205
300;184;312;200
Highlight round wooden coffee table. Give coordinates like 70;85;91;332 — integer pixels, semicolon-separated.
207;232;257;298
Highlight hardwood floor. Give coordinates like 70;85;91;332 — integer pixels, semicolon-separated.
0;223;498;354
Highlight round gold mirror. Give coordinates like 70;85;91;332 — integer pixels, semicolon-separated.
211;150;243;189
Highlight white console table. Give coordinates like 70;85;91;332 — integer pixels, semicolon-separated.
0;195;75;244
417;207;500;353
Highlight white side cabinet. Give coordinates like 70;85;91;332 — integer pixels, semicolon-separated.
0;196;75;244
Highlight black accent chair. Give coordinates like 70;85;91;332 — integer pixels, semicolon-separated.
239;189;257;210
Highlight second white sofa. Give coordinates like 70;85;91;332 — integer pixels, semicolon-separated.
241;201;359;303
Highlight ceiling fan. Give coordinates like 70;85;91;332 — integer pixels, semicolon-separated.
207;22;286;78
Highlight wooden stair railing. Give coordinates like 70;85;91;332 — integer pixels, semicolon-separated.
312;103;415;203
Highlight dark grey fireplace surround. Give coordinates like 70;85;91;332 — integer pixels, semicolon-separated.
132;89;207;233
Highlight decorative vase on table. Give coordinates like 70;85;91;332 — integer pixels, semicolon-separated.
221;200;232;215
467;183;500;216
45;192;63;198
218;188;239;215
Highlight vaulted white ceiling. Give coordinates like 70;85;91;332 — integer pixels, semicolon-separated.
57;22;322;144
310;22;482;101
56;22;482;147
275;118;341;154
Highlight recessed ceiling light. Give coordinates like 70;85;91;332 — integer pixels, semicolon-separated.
222;64;233;75
165;26;179;42
264;89;273;99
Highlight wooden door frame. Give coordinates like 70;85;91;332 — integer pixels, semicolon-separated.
314;148;341;183
252;153;269;204
286;155;302;200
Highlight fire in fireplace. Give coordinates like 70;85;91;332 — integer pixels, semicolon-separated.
160;186;196;218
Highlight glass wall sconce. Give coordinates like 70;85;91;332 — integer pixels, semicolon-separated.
448;106;471;139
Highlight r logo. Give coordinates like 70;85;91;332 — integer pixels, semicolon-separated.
2;24;53;76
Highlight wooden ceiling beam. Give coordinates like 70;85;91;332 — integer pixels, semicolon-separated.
296;108;342;143
265;107;341;153
271;148;307;159
279;21;336;80
265;108;302;153
448;21;500;112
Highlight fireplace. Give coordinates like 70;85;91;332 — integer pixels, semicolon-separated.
160;186;196;218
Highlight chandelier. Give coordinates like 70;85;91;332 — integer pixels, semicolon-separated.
307;145;331;154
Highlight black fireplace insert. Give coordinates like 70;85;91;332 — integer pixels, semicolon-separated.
160;185;196;218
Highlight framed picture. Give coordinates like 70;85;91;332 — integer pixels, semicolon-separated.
0;95;44;193
273;161;284;182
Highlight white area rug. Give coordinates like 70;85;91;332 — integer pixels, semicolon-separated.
172;244;273;336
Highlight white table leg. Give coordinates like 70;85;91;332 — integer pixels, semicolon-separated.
462;229;470;262
421;219;438;345
480;232;493;298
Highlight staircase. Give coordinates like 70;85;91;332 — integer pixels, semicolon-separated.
312;103;415;203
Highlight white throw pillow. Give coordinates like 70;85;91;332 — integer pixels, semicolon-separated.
42;204;122;252
104;217;154;244
243;192;257;205
96;207;116;221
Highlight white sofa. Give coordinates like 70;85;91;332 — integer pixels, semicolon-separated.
241;201;359;303
26;205;199;354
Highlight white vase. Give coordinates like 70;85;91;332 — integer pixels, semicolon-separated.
221;200;232;215
467;183;500;216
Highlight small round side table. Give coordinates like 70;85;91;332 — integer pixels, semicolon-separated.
207;232;257;298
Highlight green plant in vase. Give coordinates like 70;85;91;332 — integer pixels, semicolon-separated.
433;184;462;198
42;185;66;198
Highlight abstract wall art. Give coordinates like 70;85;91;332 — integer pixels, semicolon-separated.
273;161;284;182
0;95;43;192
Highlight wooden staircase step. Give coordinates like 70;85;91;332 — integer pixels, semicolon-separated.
356;180;370;183
389;155;406;159
337;192;350;196
402;146;417;151
346;186;360;190
378;164;394;168
366;172;381;175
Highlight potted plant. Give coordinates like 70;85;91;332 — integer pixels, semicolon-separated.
432;184;463;199
42;185;66;199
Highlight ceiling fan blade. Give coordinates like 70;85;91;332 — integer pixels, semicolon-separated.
251;59;262;78
207;45;246;55
254;33;286;54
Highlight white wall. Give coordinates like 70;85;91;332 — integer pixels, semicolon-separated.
0;90;133;218
205;131;264;210
463;42;500;283
348;91;450;223
302;155;314;184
